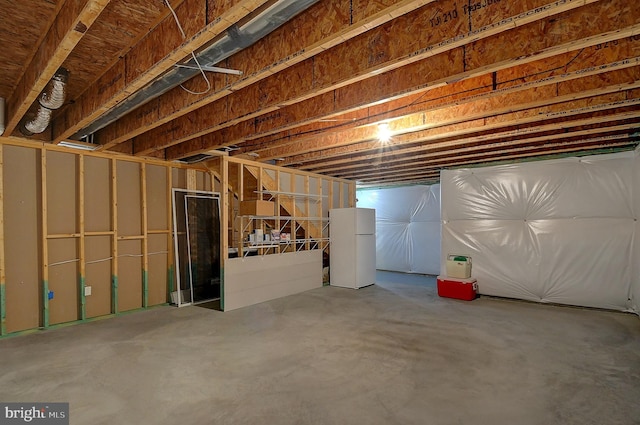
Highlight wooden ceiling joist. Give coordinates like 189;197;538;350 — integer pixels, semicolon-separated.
147;0;617;158
354;139;637;184
255;63;640;164
162;0;639;161
3;0;638;185
93;0;438;150
304;110;640;174
335;129;640;180
4;0;111;136
51;0;273;144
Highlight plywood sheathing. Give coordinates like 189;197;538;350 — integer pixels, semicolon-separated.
306;107;638;178
97;0;435;151
62;0;184;104
4;0;111;135
279;72;640;169
117;239;142;312
148;234;168;306
3;146;41;333
47;238;79;325
326;116;640;179
241;37;640;161
342;131;639;180
0;0;59;100
52;0;272;143
85;235;112;318
155;0;637;160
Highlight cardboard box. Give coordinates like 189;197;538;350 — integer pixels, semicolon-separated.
436;275;478;301
239;200;275;216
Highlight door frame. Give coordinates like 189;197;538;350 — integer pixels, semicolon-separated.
172;189;221;307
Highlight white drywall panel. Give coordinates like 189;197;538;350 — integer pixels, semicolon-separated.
224;250;322;311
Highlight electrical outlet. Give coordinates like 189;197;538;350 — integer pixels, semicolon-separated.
84;286;92;296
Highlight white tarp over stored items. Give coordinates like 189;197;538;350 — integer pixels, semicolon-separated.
441;151;639;312
357;185;440;275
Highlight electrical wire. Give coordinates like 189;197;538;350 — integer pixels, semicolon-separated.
164;0;212;96
49;251;170;267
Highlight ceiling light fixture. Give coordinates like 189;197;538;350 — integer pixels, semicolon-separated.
58;140;99;151
377;123;391;143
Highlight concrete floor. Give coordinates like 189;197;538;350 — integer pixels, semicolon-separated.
1;271;639;425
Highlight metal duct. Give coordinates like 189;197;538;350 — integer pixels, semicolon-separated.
20;67;69;136
39;67;69;109
22;106;53;135
73;0;320;139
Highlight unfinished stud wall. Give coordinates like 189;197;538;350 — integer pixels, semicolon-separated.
207;156;354;311
0;139;211;335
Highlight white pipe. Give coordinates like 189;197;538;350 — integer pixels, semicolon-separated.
0;97;5;136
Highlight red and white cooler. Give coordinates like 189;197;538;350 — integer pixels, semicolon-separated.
436;275;478;301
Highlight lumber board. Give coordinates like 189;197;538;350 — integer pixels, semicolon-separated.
281;68;640;167
5;0;111;135
241;38;640;158
337;126;640;179
156;0;635;159
96;0;437;149
52;0;273;143
308;107;640;173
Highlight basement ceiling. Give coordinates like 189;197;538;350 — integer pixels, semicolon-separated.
0;0;638;186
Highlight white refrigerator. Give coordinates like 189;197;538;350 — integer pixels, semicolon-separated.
329;208;376;289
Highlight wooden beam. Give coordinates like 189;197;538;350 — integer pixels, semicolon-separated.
41;150;49;328
301;101;640;172
246;51;640;160
341;131;640;180
156;0;640;159
252;57;640;162
169;32;640;161
149;0;608;156
220;157;229;311
354;139;636;183
78;155;86;320
52;0;273;143
110;158;118;314
94;0;438;149
141;163;148;308
166;166;174;302
5;0;111;135
310;109;640;174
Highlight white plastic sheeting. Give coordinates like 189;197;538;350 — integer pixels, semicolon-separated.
633;147;640;313
357;185;440;274
441;151;638;312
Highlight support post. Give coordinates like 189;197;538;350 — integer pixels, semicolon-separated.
221;157;229;311
111;159;118;314
41;149;49;328
141;163;148;308
78;155;86;320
